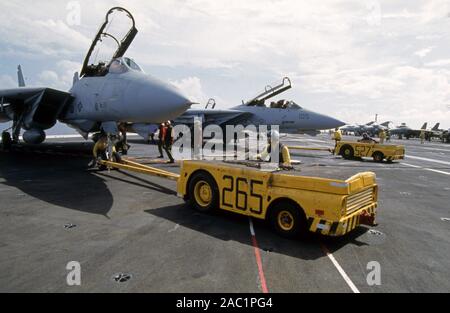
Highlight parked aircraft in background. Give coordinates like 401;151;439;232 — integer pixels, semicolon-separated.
129;77;345;141
340;121;391;137
389;122;428;139
0;7;192;150
426;123;444;140
441;128;450;143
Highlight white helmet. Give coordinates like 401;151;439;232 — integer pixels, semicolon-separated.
269;130;280;144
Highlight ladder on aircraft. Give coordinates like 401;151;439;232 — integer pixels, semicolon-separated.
244;77;292;106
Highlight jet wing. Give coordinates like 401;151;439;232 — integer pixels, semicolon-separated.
127;109;254;140
0;87;72;129
177;109;254;127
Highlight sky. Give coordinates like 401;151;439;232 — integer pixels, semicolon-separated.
1;0;450;134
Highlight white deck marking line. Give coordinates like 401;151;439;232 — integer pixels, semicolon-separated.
249;218;256;236
321;244;360;293
304;139;329;144
406;155;450;166
421;147;450;152
401;162;450;176
307;142;326;147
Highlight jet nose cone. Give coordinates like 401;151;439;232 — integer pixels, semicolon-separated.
150;82;193;114
327;116;346;129
132;76;193;123
309;111;346;130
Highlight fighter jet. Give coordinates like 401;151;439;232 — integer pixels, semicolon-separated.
0;7;191;150
129;77;345;140
340;121;391;136
427;123;445;140
441;128;450;143
389;122;428;140
362;121;391;137
339;123;365;135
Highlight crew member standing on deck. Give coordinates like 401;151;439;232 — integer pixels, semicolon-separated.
420;130;426;144
164;121;175;163
379;129;386;144
332;128;342;152
157;122;166;158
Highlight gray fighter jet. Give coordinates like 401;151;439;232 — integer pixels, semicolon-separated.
0;7;191;150
130;77;345;140
427;123;444;140
389;122;428;139
340;121;391;136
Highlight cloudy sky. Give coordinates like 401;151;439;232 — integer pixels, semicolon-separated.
1;0;450;134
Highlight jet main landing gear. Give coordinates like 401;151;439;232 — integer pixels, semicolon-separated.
1;131;12;150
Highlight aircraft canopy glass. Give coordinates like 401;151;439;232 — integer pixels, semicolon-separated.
286;101;302;109
269;100;303;109
108;57;143;74
123;57;143;71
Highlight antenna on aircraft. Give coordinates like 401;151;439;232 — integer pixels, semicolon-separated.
17;65;25;87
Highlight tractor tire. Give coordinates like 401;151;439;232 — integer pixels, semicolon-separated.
269;201;307;239
373;151;384;163
187;172;219;213
340;145;354;160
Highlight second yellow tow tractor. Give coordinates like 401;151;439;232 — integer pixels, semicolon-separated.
335;141;405;162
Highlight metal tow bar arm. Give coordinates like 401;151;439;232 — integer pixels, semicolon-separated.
99;159;180;181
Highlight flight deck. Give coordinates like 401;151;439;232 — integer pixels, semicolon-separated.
0;134;449;293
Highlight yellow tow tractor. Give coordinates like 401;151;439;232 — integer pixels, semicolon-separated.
99;158;378;238
289;141;405;163
335;141;405;163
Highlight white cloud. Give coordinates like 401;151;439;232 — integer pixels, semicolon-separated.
414;47;434;58
38;70;59;85
425;59;450;67
0;75;17;89
170;77;208;105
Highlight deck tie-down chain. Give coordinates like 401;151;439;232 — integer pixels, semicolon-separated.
113;273;132;283
368;229;384;236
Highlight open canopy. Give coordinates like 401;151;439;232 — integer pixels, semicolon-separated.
244;77;292;107
80;7;138;77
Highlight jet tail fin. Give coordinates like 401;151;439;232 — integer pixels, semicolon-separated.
380;121;391;127
421;122;428;130
17;65;25;87
432;123;440;131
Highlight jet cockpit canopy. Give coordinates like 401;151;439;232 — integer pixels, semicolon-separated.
268;100;303;110
81;7;138;78
108;57;143;74
285;101;302;109
244;77;292;107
